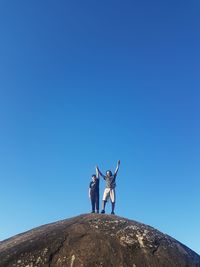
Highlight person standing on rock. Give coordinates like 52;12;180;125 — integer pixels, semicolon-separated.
97;160;120;215
89;167;100;213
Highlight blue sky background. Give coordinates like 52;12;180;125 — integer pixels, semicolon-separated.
0;0;199;255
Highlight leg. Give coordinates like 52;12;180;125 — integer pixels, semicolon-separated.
101;188;110;213
95;193;99;213
91;194;95;213
110;189;116;214
101;200;106;213
111;202;115;214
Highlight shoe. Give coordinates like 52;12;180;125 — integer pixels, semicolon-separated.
96;210;99;214
101;210;105;214
91;211;95;213
111;211;115;215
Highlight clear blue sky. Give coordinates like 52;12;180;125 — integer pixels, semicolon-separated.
0;0;199;255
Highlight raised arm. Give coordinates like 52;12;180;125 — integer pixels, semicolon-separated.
114;160;120;177
96;166;106;180
95;166;100;179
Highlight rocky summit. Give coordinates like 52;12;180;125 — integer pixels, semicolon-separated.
0;214;200;267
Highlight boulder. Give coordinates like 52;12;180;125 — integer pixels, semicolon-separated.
0;214;199;267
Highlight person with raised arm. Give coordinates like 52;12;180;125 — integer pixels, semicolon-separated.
89;166;100;213
97;160;120;215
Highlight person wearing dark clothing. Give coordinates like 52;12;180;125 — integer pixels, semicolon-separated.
89;167;99;213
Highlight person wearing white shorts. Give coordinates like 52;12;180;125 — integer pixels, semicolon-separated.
97;160;120;215
103;188;116;203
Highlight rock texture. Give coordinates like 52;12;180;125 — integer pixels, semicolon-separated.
0;214;200;267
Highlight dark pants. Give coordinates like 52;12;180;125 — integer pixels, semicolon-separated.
91;192;99;212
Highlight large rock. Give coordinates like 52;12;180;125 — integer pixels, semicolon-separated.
0;214;199;267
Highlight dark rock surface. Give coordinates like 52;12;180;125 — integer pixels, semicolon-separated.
0;214;200;267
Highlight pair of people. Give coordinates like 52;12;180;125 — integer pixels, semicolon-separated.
89;160;120;215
